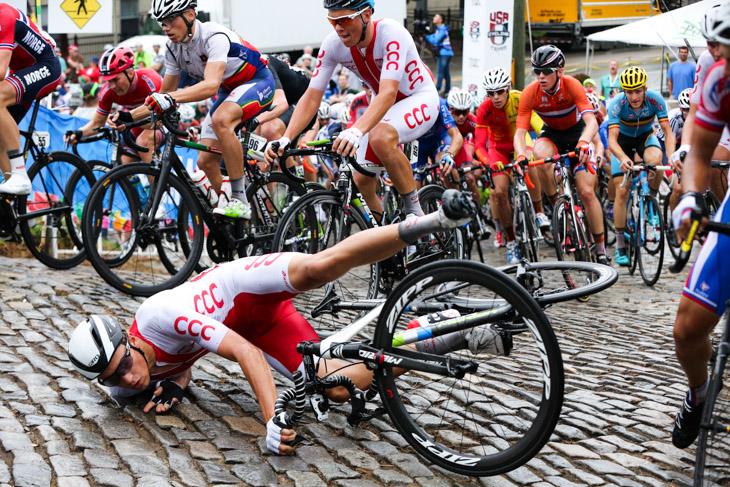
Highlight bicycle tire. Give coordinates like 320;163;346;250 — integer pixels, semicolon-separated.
272;190;379;331
417;184;465;261
17;151;96;269
552;196;591;263
597;179;616;247
82;163;204;296
497;260;618;306
518;192;539;262
637;195;664;286
372;259;564;476
699;191;721;245
628;215;638;276
694;334;730;487
664;190;681;261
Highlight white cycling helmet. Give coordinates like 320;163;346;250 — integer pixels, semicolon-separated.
151;0;197;20
340;106;351;124
701;3;725;42
179;103;197;123
482;67;511;92
703;2;730;44
447;89;474;111
67;315;125;380
677;88;692;109
318;101;331;119
586;93;601;113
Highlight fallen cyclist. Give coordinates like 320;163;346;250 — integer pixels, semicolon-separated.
66;190;510;455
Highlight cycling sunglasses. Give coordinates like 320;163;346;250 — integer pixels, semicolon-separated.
98;333;142;386
327;7;369;27
533;67;558;76
157;14;181;29
451;109;469;116
487;88;508;97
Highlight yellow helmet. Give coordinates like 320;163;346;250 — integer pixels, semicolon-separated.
619;66;648;90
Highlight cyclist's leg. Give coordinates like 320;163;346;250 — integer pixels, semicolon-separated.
133;128;163;164
352;170;383;216
611;152;630;254
532;137;557;203
710;132;730;201
0;83;20;177
491;173;512;240
641;134;664;192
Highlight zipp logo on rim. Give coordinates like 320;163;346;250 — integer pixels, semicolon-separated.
412;433;479;466
386;276;434;332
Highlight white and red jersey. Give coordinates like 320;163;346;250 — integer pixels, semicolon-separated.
457;113;477;142
96;68;162;117
129;253;307;381
347;90;370;128
691;49;717;105
310;19;433;100
0;4;56;71
695;59;730;134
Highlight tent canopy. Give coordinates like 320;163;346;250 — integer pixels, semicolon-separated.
586;0;715;48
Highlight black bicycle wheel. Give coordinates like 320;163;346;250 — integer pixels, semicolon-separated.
664;190;682;261
517;192;539;262
637;195;664;286
82;163;204;297
694;336;730;486
17;151;96;269
597;179;616;247
552;196;591;262
628;212;638;276
272;191;379;333
372;260;563;476
417;184;465;261
497;260;618;306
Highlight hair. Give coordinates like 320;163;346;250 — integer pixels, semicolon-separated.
434;13;444;22
678;46;689;52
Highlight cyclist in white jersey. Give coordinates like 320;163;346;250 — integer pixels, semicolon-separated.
65;192;498;455
265;0;440;217
114;0;275;220
675;3;729;202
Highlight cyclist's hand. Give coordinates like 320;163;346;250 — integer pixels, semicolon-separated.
109;110;133;131
143;380;184;414
333;127;363;157
671;144;691;166
672;191;707;242
187;126;200;142
145;93;176;114
64;130;83;146
576;140;593;165
597;155;606;169
439;152;454;174
619;158;633;174
264;136;290;163
266;412;297;455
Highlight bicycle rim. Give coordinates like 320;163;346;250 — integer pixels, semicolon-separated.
372;260;563;476
637;195;664;286
82;163;204;297
418;185;465;261
18;152;95;269
497;260;618;306
695;349;730;486
522;194;539;263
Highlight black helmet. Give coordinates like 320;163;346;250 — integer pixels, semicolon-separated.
324;0;374;9
531;45;565;69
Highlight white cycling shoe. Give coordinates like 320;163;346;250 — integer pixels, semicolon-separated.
0;173;31;195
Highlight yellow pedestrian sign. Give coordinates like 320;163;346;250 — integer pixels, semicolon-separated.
60;0;101;29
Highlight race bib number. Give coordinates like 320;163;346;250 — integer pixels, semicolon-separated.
32;131;50;149
247;133;268;153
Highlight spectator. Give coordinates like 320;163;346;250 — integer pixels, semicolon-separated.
79;56;100;83
65;44;83;83
55;47;67;72
425;13;454;96
73;82;100;119
151;43;165;76
667;46;696;99
583;78;600;96
297;54;315;76
600;60;621;99
134;43;153;69
295;45;314;67
329;73;359;103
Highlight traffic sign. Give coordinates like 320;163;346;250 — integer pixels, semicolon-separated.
60;0;101;29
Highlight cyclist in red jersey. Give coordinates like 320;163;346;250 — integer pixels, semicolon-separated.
66;47;163;164
514;45;606;264
346;84;371;128
66;193;483;455
0;3;62;195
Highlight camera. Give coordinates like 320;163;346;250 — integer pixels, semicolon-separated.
413;19;431;37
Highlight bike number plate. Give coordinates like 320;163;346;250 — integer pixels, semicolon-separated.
32;131;51;149
248;133;268;153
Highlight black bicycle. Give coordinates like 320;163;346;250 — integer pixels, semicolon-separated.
0;101;96;269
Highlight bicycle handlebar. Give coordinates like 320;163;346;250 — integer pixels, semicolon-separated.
280;139;377;179
528;151;577;167
619;164;672;189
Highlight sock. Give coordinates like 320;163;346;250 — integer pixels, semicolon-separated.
401;189;424;216
398;210;453;244
593;233;605;255
494;219;503;232
504;226;515;241
689;378;710;405
8;149;24;176
616;227;626;249
230;177;248;204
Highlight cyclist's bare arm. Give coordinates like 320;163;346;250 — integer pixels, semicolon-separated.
349;79;399;136
578;112;598;145
256;88;288;124
658;118;676;158
446;125;464;157
215;328;280;422
513;127;528;158
68;111;109;143
0;50;11;80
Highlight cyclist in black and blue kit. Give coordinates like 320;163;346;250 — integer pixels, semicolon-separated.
607;66;675;265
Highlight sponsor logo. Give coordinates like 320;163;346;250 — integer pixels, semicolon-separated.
89;353;100;367
467;83;478;100
488;11;510;46
404;103;432;129
385;276;434;332
193;283;224;315
412;434;479;466
257;85;273;101
23;65;51;86
385;41;400;70
174;316;215;340
701;281;710;292
22;30;45;55
358;349;403;365
469;21;480;42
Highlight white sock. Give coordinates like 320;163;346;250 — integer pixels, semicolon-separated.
8;149;24;176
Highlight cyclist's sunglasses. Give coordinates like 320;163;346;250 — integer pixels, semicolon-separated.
451;109;469;116
98;332;142;386
327;7;369;27
157;14;181;29
533;67;558;76
487;88;507;97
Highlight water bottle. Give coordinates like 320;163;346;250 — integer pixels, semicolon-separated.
191;169;219;207
129;175;147;207
407;309;461;330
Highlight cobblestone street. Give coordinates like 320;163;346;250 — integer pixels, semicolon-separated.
0;243;704;486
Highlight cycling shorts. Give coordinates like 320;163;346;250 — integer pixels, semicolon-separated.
6;56;62;123
537;121;596;176
486;133;534;176
201;67;275;141
719;126;730;153
355;88;440;168
683;192;730;316
609;131;661;178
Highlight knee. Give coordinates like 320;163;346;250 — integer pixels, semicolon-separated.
369;126;396;155
579;186;596;205
492;184;507;203
673;313;705;347
261;120;284;141
211;111;234;136
196;153;218;172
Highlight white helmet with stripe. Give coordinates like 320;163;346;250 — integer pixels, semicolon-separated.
67;315;125;380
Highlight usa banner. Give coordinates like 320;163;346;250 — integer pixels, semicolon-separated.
462;0;515;103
